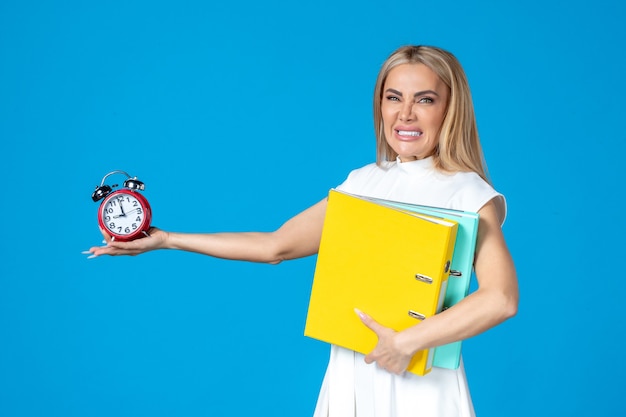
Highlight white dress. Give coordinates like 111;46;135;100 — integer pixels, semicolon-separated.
312;157;506;417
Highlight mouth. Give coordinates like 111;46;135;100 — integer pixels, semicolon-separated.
395;129;423;139
397;130;422;136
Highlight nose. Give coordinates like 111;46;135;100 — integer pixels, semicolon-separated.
399;101;416;121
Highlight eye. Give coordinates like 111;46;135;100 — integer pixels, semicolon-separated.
385;95;401;102
418;97;434;104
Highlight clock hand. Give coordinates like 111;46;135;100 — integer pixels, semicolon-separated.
113;208;140;218
119;200;126;216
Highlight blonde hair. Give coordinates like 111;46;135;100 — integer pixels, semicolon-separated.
373;45;490;183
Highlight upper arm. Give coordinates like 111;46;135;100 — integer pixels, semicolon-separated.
272;197;328;261
474;198;519;314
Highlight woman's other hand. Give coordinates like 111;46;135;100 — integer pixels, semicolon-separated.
83;227;168;258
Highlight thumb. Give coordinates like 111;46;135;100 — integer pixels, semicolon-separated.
355;308;385;335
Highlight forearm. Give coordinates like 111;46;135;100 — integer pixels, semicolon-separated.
396;285;518;356
165;231;285;264
163;198;327;263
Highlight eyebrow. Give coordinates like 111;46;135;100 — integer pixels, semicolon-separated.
385;88;440;97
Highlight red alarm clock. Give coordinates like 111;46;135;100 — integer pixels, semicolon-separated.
91;170;152;242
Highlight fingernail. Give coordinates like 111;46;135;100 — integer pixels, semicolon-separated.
354;308;366;319
87;254;97;259
81;251;91;254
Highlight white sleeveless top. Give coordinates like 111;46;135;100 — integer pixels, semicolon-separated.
312;157;505;417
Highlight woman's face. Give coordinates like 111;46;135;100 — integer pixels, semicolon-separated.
381;63;449;162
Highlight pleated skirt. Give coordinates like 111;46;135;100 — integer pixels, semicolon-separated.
313;346;476;417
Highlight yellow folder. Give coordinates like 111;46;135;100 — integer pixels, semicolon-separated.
304;189;458;376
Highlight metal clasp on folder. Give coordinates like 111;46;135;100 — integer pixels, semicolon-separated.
416;261;454;283
408;310;426;320
415;274;433;284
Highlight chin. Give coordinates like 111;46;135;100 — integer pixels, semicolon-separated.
392;144;436;161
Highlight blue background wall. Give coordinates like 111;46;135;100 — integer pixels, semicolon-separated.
1;0;624;415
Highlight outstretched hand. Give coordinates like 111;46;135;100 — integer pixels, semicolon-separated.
355;308;414;375
83;227;168;258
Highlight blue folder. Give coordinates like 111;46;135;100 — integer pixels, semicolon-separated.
361;196;479;370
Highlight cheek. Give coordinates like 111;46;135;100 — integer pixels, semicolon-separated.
423;111;446;134
381;108;395;129
434;106;447;126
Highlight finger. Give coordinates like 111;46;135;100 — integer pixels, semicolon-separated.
105;241;135;252
82;250;98;259
99;228;112;243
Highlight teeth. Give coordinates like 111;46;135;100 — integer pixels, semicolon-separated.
397;130;422;136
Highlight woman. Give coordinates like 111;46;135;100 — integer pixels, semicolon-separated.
87;45;518;417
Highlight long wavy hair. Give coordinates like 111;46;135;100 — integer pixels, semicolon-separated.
373;45;490;183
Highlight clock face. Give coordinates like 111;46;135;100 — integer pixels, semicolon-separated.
100;192;148;238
